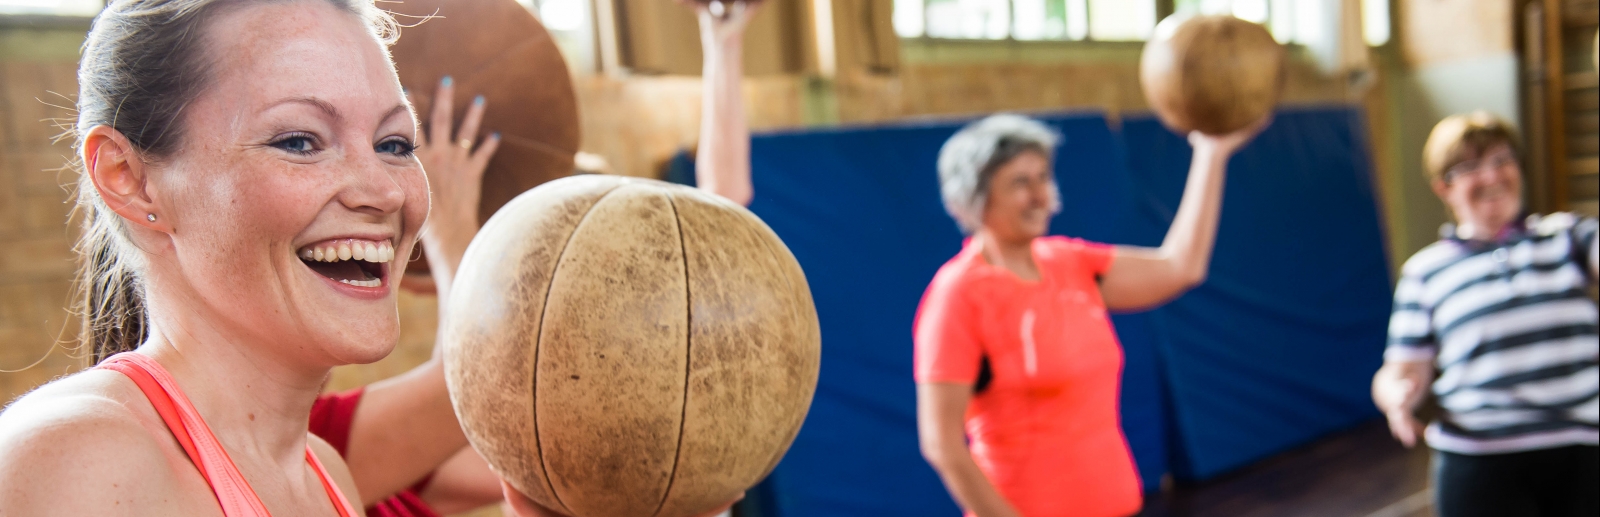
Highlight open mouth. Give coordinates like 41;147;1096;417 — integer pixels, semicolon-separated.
297;239;394;288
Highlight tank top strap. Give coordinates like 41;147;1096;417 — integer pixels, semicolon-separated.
97;352;358;517
306;444;362;517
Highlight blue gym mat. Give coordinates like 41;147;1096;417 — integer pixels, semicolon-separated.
734;106;1391;516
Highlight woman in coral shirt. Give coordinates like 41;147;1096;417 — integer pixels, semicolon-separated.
915;114;1264;517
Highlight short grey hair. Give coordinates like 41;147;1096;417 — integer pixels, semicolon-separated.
936;114;1062;234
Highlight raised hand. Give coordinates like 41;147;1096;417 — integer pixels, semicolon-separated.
687;0;763;48
412;76;502;295
1188;114;1272;159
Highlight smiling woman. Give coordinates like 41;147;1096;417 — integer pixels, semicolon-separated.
915;113;1265;517
0;0;431;515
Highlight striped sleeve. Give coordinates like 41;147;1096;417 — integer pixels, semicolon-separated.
1385;271;1438;362
1574;215;1598;276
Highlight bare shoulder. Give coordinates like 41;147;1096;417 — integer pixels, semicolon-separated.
0;369;194;516
308;433;364;513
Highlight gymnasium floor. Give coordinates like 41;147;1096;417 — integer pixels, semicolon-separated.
1138;420;1433;517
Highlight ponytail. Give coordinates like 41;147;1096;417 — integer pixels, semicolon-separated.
74;195;147;363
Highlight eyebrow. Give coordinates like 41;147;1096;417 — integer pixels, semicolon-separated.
267;97;344;123
379;104;411;127
264;98;412;133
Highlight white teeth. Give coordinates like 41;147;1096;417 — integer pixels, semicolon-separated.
338;278;382;288
299;240;394;263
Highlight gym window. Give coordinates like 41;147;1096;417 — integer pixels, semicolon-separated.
893;0;1157;41
514;0;596;72
0;0;102;16
893;0;1391;47
1177;0;1390;46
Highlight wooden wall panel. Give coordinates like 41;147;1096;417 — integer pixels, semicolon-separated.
614;0;815;75
1401;0;1514;66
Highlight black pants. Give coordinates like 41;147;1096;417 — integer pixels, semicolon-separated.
1434;445;1599;517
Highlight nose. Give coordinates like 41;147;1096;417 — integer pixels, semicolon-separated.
339;148;408;217
1482;160;1520;185
1028;178;1054;207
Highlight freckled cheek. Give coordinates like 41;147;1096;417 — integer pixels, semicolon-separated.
400;170;430;230
240;172;332;234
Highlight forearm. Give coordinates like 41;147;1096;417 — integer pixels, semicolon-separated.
420;232;473;307
695;32;752;205
927;448;1021;517
347;360;469;504
420;447;505;514
1157;147;1229;284
1372;360;1433;414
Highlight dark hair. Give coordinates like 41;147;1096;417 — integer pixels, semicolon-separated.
73;0;398;363
975;136;1050;195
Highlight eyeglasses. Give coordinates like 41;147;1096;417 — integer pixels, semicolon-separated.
1443;151;1517;184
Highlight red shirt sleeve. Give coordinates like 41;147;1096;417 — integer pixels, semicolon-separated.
914;269;984;385
309;386;443;517
1040;236;1114;278
309;387;366;457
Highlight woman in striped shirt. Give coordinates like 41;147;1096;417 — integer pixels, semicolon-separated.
1372;111;1599;517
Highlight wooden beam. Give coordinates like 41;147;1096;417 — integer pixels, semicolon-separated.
1545;0;1571;211
1573;156;1600;176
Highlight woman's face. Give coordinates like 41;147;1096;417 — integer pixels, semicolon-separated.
980;150;1056;242
147;0;426;366
1432;142;1523;235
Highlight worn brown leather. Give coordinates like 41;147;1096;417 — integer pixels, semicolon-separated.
388;0;581;280
443;175;821;517
1139;14;1284;136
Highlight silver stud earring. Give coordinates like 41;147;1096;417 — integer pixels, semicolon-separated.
146;213;157;222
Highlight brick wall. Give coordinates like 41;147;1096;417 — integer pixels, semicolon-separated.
0;23;88;404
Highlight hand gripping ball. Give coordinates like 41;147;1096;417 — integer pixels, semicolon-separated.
442;175;821;517
388;0;580;285
1140;14;1285;135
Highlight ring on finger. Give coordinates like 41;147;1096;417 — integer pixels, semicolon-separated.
458;138;473;150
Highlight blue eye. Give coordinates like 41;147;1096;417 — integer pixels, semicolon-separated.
376;138;416;157
270;134;316;155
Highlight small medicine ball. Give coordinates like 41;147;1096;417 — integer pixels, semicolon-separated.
1140;14;1285;135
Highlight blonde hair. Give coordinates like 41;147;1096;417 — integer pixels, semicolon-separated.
73;0;398;362
1422;111;1521;184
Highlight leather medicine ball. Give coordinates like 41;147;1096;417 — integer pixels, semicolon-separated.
1140;14;1285;135
442;175;821;517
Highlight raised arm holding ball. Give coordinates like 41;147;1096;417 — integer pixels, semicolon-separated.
915;14;1278;517
914;114;1264;517
691;0;760;206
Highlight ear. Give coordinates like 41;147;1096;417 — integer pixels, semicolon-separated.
83;126;166;232
1429;177;1450;201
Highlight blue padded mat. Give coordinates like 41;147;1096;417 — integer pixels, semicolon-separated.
740;106;1391;516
